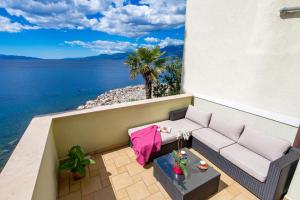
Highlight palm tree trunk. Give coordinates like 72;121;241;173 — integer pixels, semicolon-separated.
145;80;152;99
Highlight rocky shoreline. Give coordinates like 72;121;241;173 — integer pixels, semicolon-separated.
77;85;146;109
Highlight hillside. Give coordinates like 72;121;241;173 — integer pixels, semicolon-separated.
0;45;184;61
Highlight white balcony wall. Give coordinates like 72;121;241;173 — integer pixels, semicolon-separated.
183;0;300;199
52;95;192;158
183;0;300;118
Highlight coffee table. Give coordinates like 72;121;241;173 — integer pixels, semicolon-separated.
153;148;220;200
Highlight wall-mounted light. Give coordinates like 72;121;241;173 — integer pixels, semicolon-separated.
280;6;300;19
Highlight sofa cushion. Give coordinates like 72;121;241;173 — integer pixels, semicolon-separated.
185;105;212;127
192;128;235;152
220;143;271;182
209;114;244;141
238;127;291;161
128;119;203;145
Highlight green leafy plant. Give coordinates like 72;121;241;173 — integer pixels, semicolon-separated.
172;150;189;177
125;46;168;99
59;145;95;178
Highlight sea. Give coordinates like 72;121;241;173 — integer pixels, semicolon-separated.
0;58;143;169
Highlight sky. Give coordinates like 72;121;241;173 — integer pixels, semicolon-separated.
0;0;186;59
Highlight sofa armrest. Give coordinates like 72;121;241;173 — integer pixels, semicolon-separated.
266;147;300;199
269;148;300;172
169;107;188;121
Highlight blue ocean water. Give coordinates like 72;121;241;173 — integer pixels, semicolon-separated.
0;59;143;169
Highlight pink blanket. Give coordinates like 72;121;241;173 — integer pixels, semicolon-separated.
130;125;162;166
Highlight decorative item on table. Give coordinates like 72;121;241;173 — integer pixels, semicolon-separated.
176;130;191;150
59;145;95;180
172;130;191;176
198;160;208;170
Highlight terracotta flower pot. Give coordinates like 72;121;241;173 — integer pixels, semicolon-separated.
72;172;85;180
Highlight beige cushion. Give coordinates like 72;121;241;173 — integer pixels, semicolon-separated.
185;105;212;127
209;114;244;141
238;127;291;161
192;128;235;152
220;143;270;182
128;119;203;145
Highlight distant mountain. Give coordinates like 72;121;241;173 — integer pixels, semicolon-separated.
65;52;130;60
161;45;184;58
0;45;184;61
0;54;40;60
66;45;184;60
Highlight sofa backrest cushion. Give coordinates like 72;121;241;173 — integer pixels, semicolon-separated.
209;114;244;141
238;127;291;161
185;105;212;127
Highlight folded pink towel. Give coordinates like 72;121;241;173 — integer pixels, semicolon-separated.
130;125;162;166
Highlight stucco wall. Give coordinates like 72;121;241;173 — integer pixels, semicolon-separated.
183;0;300;118
32;127;58;200
52;94;192;158
183;0;300;199
0;117;56;200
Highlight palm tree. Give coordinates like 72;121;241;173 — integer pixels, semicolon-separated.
125;46;168;99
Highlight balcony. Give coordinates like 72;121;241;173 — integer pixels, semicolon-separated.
0;94;298;200
57;146;259;200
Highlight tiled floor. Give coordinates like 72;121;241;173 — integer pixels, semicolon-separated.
58;146;261;200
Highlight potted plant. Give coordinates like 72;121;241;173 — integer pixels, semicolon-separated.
59;145;95;180
172;131;191;176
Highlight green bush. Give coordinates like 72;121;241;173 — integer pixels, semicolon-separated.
153;58;182;97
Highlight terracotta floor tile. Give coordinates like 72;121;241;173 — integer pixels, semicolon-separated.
147;183;160;194
111;172;133;190
82;193;94;200
104;163;119;176
114;155;131;167
209;189;235;200
58;146;260;200
58;179;69;197
140;169;156;186
69;182;81;192
221;173;235;185
116;148;128;156
226;185;240;197
102;151;120;161
81;176;102;196
115;188;128;199
89;168;100;177
125;148;136;158
145;192;165;200
126;181;150;200
131;174;142;183
100;169;111;180
117;166;128;174
94;187;116;200
126;162;144;176
58;191;81;200
231;193;253;200
156;182;170;199
101;178;111;188
105;159;115;166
